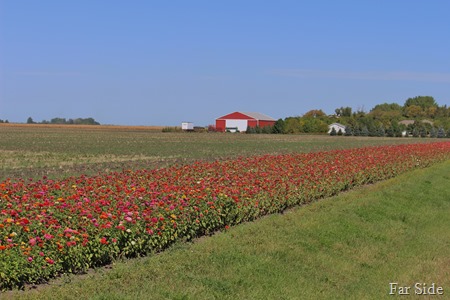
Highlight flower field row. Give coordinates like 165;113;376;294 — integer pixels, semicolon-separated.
1;142;450;290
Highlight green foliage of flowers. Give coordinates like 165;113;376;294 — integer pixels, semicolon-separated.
1;142;450;290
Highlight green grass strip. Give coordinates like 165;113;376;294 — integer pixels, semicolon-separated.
8;160;450;300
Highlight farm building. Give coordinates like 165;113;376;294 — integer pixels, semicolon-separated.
328;123;346;134
215;112;276;132
181;122;194;131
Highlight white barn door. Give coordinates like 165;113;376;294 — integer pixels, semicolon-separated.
225;119;248;132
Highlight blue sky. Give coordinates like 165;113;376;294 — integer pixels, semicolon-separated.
1;1;449;126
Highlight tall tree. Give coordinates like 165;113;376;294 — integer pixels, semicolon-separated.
404;105;424;118
404;96;437;110
303;109;326;119
371;103;402;112
272;119;285;134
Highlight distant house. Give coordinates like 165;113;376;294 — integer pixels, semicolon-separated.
328;123;346;134
421;119;434;126
398;120;415;126
181;122;194;131
215;112;276;132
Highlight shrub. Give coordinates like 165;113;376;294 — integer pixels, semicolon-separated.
344;126;353;136
330;127;337;136
162;127;182;132
361;126;369;136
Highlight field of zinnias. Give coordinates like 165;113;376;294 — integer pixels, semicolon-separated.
1;142;449;290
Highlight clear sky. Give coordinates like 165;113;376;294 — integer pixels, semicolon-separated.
1;1;449;126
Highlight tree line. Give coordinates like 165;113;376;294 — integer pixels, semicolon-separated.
246;96;450;137
26;117;100;125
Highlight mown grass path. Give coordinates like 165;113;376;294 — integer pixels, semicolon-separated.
8;160;450;300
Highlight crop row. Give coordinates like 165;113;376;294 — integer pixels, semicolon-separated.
1;142;449;290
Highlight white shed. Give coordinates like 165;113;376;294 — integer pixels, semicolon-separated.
181;122;194;131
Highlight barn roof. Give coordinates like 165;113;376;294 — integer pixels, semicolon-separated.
398;119;434;126
398;120;415;126
241;112;276;121
216;111;276;121
328;123;346;128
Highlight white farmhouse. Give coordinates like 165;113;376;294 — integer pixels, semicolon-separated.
328;123;346;134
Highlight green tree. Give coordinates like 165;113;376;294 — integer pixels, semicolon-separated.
302;118;328;133
404;105;424;118
395;125;404;137
385;127;394;137
435;105;449;118
430;127;437;138
262;125;272;134
335;106;353;117
377;125;385;137
344;125;353;136
415;122;427;138
369;103;403;125
420;128;427;138
303;109;326;119
51;117;67;124
73;117;100;125
272;119;285;134
426;106;437;119
437;128;445;138
341;107;352;117
330;127;337;136
361;126;369;136
371;103;402;112
404;96;437;110
26;117;35;124
283;117;301;134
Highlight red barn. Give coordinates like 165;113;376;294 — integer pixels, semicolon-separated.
215;111;276;132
